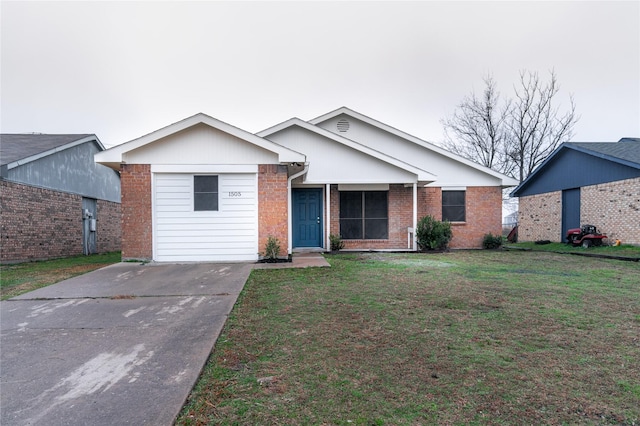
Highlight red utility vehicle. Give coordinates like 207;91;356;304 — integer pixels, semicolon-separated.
566;224;607;248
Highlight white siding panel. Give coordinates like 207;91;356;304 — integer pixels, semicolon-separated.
153;173;258;262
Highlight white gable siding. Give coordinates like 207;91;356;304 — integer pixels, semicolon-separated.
153;173;258;262
316;115;502;186
266;127;417;184
124;124;279;165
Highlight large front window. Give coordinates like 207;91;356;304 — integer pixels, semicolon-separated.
340;191;388;239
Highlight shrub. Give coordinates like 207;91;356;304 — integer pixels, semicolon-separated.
263;236;281;260
416;215;452;251
329;234;344;252
482;233;503;249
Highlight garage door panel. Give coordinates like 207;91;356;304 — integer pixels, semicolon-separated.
154;173;258;262
156;229;256;239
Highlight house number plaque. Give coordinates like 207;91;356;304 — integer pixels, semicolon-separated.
229;192;242;197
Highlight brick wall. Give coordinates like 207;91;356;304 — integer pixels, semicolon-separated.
518;178;640;245
258;164;289;255
120;164;152;260
97;199;122;253
329;185;502;250
419;187;442;220
581;177;639;245
448;186;503;249
0;180;121;263
518;191;563;242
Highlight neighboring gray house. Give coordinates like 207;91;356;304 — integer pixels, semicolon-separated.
1;134;121;262
511;138;640;245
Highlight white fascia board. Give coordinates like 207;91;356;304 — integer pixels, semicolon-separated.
151;164;259;173
309;107;519;187
95;113;305;168
258;118;436;183
9;135;102;170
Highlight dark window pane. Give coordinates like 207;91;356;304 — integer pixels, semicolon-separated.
194;176;219;211
339;190;389;240
194;176;218;193
365;219;388;239
442;190;465;222
340;192;362;219
194;194;219;211
365;192;388;218
442;206;465;222
340;219;363;239
442;190;465;206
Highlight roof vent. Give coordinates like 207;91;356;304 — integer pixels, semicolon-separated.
336;119;350;132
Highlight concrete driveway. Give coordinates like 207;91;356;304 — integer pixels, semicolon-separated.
0;261;252;426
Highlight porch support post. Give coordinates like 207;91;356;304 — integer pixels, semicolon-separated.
325;184;331;250
412;182;418;251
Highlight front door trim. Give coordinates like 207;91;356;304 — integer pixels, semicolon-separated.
292;188;323;248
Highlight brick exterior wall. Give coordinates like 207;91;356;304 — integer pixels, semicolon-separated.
258;164;289;255
518;178;640;245
328;184;501;250
581;178;640;244
0;180;121;263
448;186;503;249
97;199;122;253
120;164;153;260
517;191;562;242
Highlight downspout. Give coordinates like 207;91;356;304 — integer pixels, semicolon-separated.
412;182;418;251
287;164;309;255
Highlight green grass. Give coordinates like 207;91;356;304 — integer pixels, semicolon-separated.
177;251;640;425
508;241;640;259
0;252;121;300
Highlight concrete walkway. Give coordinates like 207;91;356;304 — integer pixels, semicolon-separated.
0;253;329;426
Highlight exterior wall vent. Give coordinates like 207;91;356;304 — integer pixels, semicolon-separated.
337;119;350;132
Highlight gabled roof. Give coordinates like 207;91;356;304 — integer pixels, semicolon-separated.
565;138;640;168
257;118;437;183
95;113;306;169
511;138;640;197
1;134;99;168
309;106;519;187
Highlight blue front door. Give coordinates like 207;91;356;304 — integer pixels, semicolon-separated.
293;189;323;247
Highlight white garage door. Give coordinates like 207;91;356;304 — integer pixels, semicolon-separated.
153;173;258;262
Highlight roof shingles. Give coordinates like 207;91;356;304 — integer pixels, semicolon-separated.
0;134;93;166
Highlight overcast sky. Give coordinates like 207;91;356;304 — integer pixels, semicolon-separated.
1;1;638;149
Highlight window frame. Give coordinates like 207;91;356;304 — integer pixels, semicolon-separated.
193;175;219;212
442;190;466;222
339;190;389;240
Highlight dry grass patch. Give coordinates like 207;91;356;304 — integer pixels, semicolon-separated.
178;251;640;425
0;252;121;299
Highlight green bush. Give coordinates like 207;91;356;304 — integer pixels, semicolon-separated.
329;234;344;251
482;233;503;249
416;215;452;251
264;236;281;260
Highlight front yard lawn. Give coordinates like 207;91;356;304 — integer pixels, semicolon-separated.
0;252;121;300
177;250;640;425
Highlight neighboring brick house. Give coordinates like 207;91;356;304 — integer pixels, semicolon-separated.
1;134;121;262
95;107;517;262
511;138;640;245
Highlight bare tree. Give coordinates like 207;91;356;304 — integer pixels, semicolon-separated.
442;70;579;182
442;75;511;173
505;70;578;182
